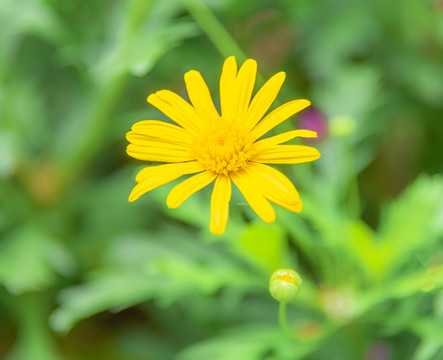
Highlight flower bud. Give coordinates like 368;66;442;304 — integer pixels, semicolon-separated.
269;268;302;303
329;114;356;137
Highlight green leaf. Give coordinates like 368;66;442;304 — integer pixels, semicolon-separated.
0;226;75;294
176;324;323;360
409;318;443;360
0;0;68;44
237;222;287;272
92;0;199;80
50;231;261;333
378;175;443;273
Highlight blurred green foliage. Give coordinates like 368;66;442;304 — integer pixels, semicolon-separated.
1;0;443;359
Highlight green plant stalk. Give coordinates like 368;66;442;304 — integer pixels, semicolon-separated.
57;0;155;192
278;301;342;348
345;138;361;217
181;0;247;62
9;293;61;360
57;73;127;190
279;302;295;337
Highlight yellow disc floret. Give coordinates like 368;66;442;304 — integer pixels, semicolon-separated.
192;119;253;175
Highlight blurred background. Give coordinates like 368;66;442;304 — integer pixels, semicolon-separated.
1;0;443;359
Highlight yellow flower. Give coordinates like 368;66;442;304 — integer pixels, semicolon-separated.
127;56;320;235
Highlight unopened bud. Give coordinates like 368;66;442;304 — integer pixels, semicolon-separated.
269;268;302;303
329;114;356;137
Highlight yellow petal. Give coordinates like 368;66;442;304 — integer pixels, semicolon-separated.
126;143;193;162
129;162;204;202
210;175;231;235
233;59;257;123
252;145;321;164
126;131;189;149
243;72;286;131
250;99;311;140
246;163;302;212
253;129;317;152
184;70;220;123
131;120;193;144
166;171;217;208
231;170;275;223
147;91;201;132
135;161;205;183
219;56;238;119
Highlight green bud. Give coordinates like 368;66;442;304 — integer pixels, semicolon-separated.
329;114;356;137
269;268;302;303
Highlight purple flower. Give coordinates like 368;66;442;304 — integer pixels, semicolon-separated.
366;342;391;360
297;107;327;142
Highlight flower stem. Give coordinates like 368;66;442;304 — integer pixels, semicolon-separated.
57;73;127;191
9;292;61;360
279;301;296;338
181;0;247;62
56;0;155;193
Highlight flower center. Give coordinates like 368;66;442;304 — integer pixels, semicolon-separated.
192;120;252;175
275;273;297;285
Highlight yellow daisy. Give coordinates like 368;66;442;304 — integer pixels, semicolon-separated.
127;56;320;235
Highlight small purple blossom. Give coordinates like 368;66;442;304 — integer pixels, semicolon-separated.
297;107;327;142
366;342;391;360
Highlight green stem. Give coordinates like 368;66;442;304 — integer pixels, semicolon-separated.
57;73;127;190
181;0;247;62
279;302;295;338
56;0;155;192
278;301;341;345
344;137;361;217
9;293;61;360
